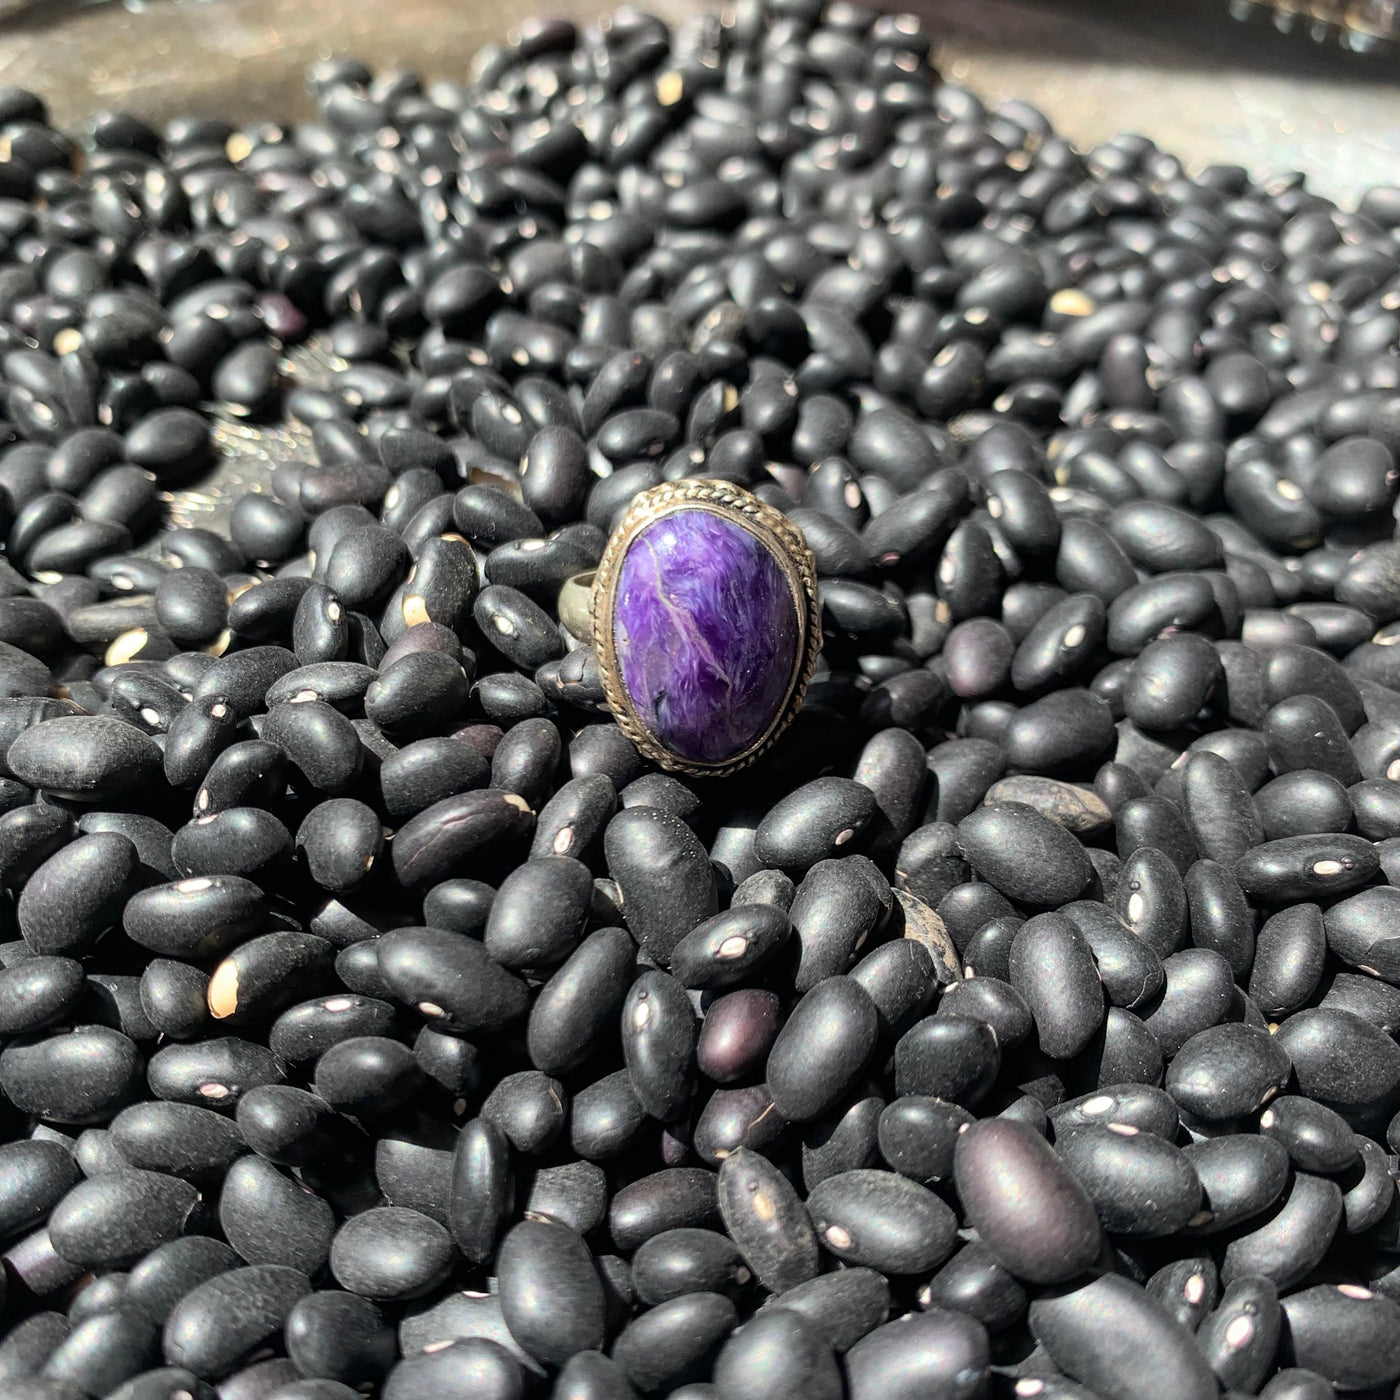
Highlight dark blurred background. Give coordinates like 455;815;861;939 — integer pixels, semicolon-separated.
0;0;1396;200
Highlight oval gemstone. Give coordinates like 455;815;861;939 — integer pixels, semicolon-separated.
612;508;801;765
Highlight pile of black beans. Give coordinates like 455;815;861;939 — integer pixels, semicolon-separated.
9;3;1400;1399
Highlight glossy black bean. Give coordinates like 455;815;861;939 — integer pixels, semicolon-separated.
382;1335;525;1400
1106;572;1220;655
495;1219;604;1367
608;1168;718;1253
953;1117;1101;1284
1275;1005;1400;1110
805;1167;956;1275
1003;689;1116;774
48;1169;198;1269
147;1035;284;1107
480;855;590;972
0;956;83;1034
216;1154;334;1275
526;925;635;1077
1178;1132;1290;1237
787;858;886;993
669;904;790;990
893;1010;999;1106
631;1228;748;1307
751;778;876;873
193;646;298;719
479;1069;566;1154
39;1309;161;1396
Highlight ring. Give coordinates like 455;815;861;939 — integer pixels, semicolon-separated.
591;479;822;777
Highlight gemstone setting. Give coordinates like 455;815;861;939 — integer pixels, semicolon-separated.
592;480;821;775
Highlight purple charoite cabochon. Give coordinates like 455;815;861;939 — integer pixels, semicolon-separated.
612;507;801;764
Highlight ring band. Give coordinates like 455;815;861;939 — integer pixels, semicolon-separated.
591;479;822;777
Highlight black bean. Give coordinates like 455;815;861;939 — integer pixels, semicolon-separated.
621;969;695;1122
7;715;161;801
694;988;782;1086
193;646;298;719
0;1140;78;1245
1277;1283;1400;1390
491;1218;605;1367
162;1265;311;1380
611;1292;736;1395
122;875;265;961
382;1338;523;1400
1055;1125;1202;1236
957;802;1093;906
604;806;716;962
0;803;74;888
1248;904;1325;1018
669;904;790;989
1274;1006;1400;1111
953;1118;1101;1284
480;1069;566;1154
330;1207;455;1302
1236;833;1377;906
218;1154;333;1275
716;1147;817;1295
1;1025;142;1124
48;1169;198;1270
1114;845;1189;957
842;1309;988;1400
1028;1273;1217;1400
1106;572;1220;655
284;1291;394;1390
804;1167;956;1275
109;1102;243;1183
171;808;292;879
39;1310;161;1397
766;977;876;1122
751;778;876;872
147;1036;283;1107
632;1228;749;1306
493;717;564;808
894;1011;998;1105
483;855;591;970
1221;1170;1342;1290
376;925;529;1035
1058;901;1162;1010
391;790;534;888
0;957;84;1034
1008;911;1105;1058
